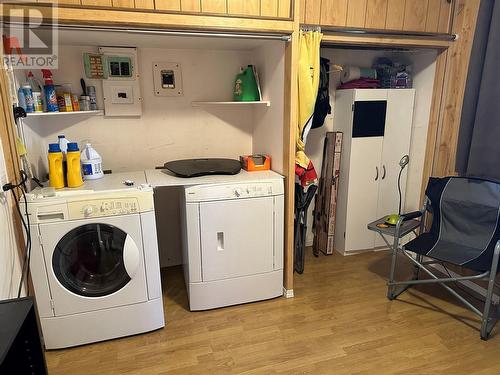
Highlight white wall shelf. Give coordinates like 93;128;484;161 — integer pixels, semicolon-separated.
191;101;270;107
25;110;104;117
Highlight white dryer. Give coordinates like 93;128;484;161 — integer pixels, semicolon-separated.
26;172;164;349
180;171;284;310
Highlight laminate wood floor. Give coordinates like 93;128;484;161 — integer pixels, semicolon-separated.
46;250;500;374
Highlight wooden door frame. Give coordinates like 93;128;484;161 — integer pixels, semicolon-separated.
281;0;300;296
0;63;25;277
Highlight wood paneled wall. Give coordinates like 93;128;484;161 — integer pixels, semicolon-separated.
300;0;454;33
424;0;481;180
35;0;293;18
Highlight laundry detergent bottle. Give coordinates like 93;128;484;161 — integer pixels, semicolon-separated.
233;65;260;102
48;143;65;189
42;69;58;112
66;142;84;188
81;142;104;180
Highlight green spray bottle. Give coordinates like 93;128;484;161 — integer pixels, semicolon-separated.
233;65;260;102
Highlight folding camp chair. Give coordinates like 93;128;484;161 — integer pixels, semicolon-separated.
388;176;500;340
294;183;317;274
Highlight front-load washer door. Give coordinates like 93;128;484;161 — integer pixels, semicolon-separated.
39;214;148;316
199;197;274;282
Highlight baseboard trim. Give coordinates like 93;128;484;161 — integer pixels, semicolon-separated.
337;246;389;256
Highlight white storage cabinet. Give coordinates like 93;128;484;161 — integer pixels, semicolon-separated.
333;89;415;255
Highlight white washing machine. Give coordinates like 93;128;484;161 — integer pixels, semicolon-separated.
180;171;284;310
26;172;164;349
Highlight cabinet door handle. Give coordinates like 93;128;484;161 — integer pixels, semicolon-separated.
375;166;379;181
382;165;386;180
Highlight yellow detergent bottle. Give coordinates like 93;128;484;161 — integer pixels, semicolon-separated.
66;142;84;188
48;143;64;189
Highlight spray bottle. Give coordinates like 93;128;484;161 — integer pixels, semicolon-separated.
42;69;58;112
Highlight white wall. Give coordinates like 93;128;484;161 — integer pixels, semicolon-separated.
305;48;437;245
21;46;257;178
0;141;22;300
252;42;286;174
404;51;438;211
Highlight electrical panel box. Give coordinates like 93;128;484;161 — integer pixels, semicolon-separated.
153;62;183;97
99;47;142;117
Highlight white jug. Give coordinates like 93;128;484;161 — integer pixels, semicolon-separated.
81;143;104;180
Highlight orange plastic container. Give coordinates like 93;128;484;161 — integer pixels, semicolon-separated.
240;154;271;171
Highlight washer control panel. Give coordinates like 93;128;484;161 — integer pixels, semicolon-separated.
68;198;140;219
185;181;283;202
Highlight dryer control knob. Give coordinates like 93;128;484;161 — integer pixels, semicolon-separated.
83;206;94;217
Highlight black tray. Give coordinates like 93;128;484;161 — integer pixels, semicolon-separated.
164;158;241;178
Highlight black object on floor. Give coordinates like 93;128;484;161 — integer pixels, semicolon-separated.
0;297;48;374
164;158;241;178
294;183;318;274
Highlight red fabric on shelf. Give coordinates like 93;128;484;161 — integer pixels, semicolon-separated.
338;78;380;89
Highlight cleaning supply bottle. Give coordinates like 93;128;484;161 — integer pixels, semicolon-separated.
58;134;69;185
233;65;260;102
22;83;35;113
27;71;44;112
17;87;26;110
58;134;69;155
81;142;104;180
48;143;65;189
42;69;58;112
66;142;84;188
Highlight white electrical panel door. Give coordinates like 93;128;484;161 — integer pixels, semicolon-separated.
199;197;274;282
375;89;415;247
99;47;142;117
345;137;383;252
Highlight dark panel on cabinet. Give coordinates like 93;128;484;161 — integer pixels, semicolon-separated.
352;100;387;137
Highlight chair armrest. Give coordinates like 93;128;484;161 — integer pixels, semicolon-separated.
401;211;423;221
